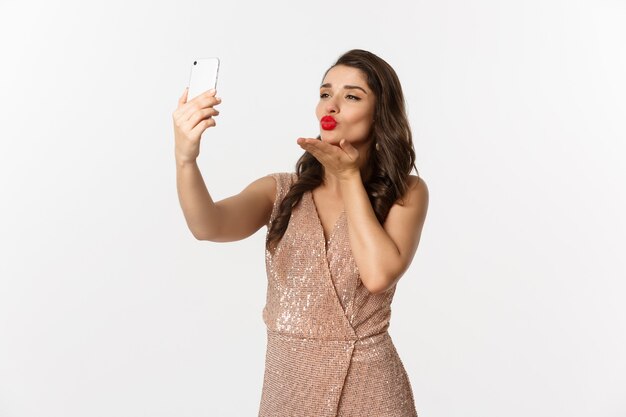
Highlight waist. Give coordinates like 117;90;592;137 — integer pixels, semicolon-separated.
266;328;389;347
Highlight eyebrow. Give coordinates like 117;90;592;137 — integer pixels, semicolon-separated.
320;83;369;95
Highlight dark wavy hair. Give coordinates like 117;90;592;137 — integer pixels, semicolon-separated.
267;49;419;249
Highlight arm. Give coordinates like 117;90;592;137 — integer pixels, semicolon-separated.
295;137;429;294
176;162;276;242
172;88;276;242
339;173;429;294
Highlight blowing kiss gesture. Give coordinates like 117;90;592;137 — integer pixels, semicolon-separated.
296;62;379;182
296;130;363;183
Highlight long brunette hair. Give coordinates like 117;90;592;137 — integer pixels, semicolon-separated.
267;49;419;249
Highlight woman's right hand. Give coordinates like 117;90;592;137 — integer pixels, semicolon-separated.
172;88;221;164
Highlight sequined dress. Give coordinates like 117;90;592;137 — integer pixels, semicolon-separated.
259;172;418;417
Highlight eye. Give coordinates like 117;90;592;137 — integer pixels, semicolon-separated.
320;92;330;98
346;94;361;101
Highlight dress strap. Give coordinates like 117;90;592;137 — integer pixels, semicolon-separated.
265;172;297;228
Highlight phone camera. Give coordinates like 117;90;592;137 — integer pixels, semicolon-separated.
193;61;197;65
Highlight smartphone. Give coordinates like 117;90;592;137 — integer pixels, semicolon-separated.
187;57;220;102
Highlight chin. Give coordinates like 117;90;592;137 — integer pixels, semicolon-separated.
320;132;341;144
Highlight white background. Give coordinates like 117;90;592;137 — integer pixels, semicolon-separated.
1;0;625;416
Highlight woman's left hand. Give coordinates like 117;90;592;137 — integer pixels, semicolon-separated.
296;138;361;181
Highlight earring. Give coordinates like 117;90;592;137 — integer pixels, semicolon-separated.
375;142;380;151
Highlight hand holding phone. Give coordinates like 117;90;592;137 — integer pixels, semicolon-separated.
172;57;222;164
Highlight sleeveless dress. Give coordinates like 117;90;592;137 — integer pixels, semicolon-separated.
259;172;418;417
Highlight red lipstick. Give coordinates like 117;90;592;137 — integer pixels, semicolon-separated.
320;115;337;130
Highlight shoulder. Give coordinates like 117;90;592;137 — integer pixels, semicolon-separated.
399;174;429;208
258;172;298;205
383;175;429;229
382;175;429;257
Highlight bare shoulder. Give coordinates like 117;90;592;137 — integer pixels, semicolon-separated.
385;174;429;225
400;174;429;208
382;175;428;231
244;175;277;206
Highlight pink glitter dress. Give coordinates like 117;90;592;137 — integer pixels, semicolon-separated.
259;172;418;417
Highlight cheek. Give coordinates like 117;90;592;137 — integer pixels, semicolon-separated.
355;115;375;136
315;102;324;119
354;111;374;128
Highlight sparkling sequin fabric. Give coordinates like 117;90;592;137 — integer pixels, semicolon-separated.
259;172;418;417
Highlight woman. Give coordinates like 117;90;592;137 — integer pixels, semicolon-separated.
172;49;429;416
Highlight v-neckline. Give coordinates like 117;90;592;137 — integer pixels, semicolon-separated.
309;190;345;247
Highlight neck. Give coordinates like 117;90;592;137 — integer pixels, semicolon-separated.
321;171;342;194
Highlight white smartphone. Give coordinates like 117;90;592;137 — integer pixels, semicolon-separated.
187;57;220;102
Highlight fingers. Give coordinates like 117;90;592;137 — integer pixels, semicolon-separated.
181;91;221;121
183;107;220;131
178;87;188;107
189;117;216;138
297;137;361;176
297;138;344;167
174;89;221;123
297;137;337;155
172;88;189;120
297;137;324;157
339;139;359;161
192;88;218;104
173;87;221;139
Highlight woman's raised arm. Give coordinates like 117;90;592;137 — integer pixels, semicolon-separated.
173;88;276;242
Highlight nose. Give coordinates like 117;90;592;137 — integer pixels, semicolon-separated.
325;97;338;114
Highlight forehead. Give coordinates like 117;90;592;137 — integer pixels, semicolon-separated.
321;65;369;89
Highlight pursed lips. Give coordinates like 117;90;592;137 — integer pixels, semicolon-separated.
320;115;337;130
